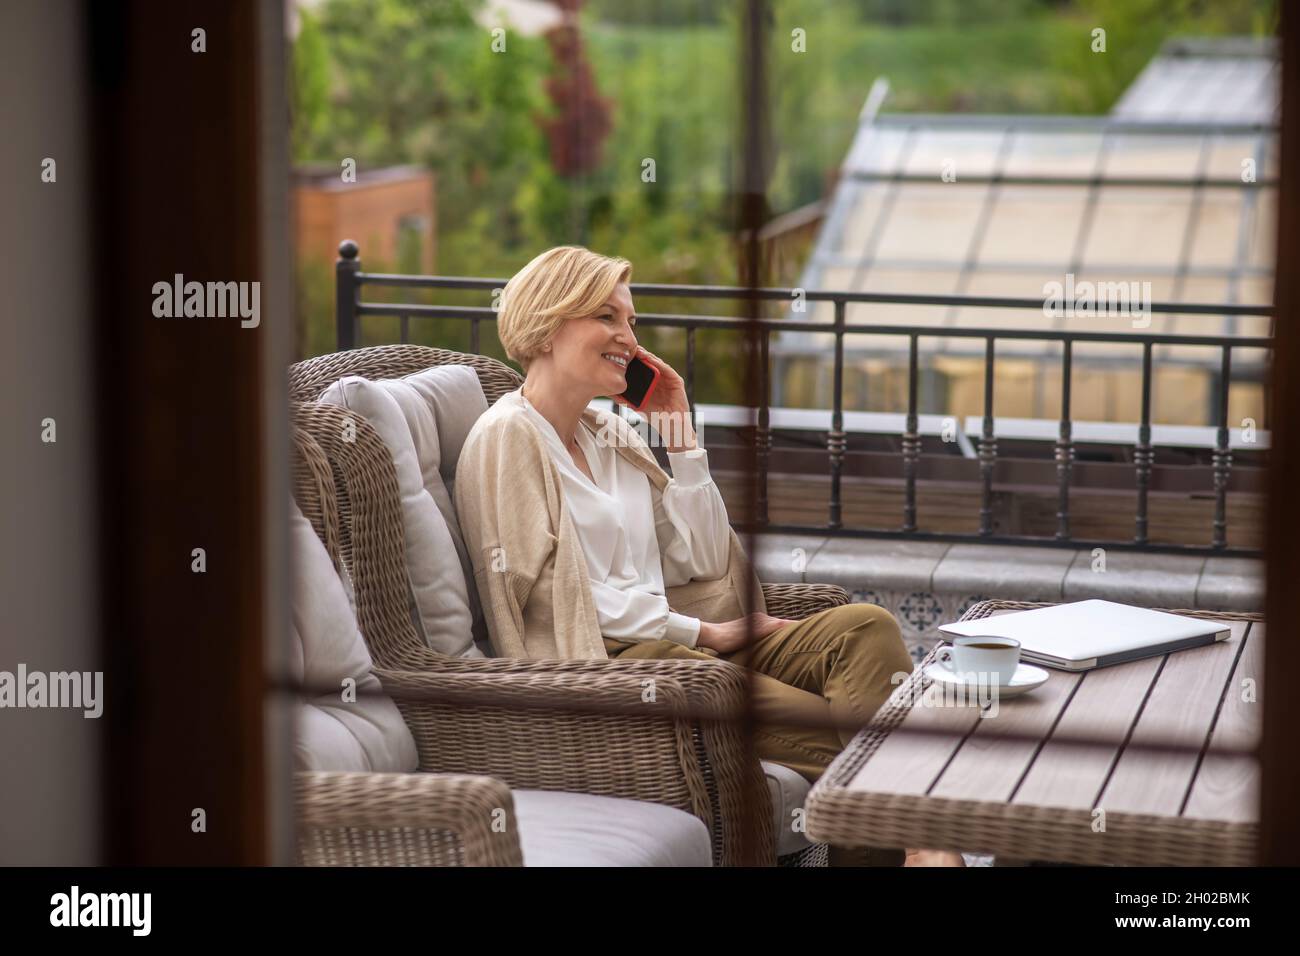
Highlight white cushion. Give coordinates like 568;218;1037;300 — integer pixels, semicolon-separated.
290;498;418;773
511;790;712;867
761;760;816;857
319;366;489;659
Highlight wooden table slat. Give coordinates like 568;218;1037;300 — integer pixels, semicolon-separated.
1099;619;1251;817
847;690;983;796
847;606;1025;797
930;668;1082;803
1183;623;1263;823
1013;656;1163;810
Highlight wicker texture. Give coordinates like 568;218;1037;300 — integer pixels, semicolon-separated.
778;842;831;867
376;667;712;824
290;344;524;405
287;345;858;865
761;582;850;619
805;599;1263;866
296;771;523;866
292;424;345;571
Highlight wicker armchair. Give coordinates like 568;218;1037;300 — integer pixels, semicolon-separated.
290;345;854;865
293;418;726;864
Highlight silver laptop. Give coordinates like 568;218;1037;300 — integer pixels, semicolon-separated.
938;599;1231;672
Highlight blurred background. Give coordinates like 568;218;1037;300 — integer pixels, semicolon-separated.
288;0;1277;411
4;0;1295;868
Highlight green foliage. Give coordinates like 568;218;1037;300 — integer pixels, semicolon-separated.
291;8;331;161
586;0;726;26
851;0;1052;27
1055;0;1278;113
297;0;558;245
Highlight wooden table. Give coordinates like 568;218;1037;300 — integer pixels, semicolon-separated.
805;600;1263;866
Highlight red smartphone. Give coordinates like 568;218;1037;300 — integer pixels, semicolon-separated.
617;355;661;411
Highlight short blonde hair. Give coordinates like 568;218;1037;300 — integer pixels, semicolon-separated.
497;246;632;371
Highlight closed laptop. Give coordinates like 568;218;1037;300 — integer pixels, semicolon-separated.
938;599;1231;671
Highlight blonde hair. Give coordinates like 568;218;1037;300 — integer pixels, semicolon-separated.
497;246;632;371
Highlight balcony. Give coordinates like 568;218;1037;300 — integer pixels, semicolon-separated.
333;240;1268;665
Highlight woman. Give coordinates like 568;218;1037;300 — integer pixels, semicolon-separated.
454;246;964;867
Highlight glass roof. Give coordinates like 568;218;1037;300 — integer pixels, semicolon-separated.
1111;38;1279;126
777;114;1277;370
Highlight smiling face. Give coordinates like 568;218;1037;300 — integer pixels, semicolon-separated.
545;281;638;398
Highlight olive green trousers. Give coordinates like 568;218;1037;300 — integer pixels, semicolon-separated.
605;602;915;866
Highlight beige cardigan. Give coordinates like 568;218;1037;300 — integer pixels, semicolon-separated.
454;391;765;660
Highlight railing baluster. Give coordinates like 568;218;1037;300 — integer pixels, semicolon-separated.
828;299;847;529
902;333;920;532
1055;339;1074;540
470;318;480;355
335;239;360;351
978;336;997;536
1134;341;1154;545
399;312;409;345
756;328;770;527
1212;345;1232;549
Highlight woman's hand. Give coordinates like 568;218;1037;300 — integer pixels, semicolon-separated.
613;345;697;452
613;345;687;416
697;612;796;654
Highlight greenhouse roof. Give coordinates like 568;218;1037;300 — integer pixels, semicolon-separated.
775;39;1278;372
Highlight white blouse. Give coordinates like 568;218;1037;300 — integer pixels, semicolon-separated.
511;389;731;647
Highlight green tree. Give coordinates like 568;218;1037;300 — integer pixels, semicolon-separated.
291;8;330;161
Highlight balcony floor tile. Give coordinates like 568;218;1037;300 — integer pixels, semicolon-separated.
932;543;1076;603
749;532;829;584
1062;550;1206;608
1195;556;1265;612
802;538;952;593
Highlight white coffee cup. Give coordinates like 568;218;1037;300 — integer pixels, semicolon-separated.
936;635;1021;686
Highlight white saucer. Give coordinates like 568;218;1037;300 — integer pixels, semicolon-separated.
922;661;1049;698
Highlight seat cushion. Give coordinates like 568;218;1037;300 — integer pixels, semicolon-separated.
289;498;418;773
762;760;816;857
511;790;712;867
319;365;489;658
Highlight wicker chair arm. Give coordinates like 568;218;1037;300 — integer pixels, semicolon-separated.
295;770;523;866
385;647;761;720
761;582;851;620
373;666;712;811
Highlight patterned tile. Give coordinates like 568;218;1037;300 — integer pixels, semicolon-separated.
897;591;944;635
851;589;993;665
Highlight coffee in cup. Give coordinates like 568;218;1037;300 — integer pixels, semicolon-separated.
936;635;1021;685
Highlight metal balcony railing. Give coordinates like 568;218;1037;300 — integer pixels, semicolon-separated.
334;240;1273;557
